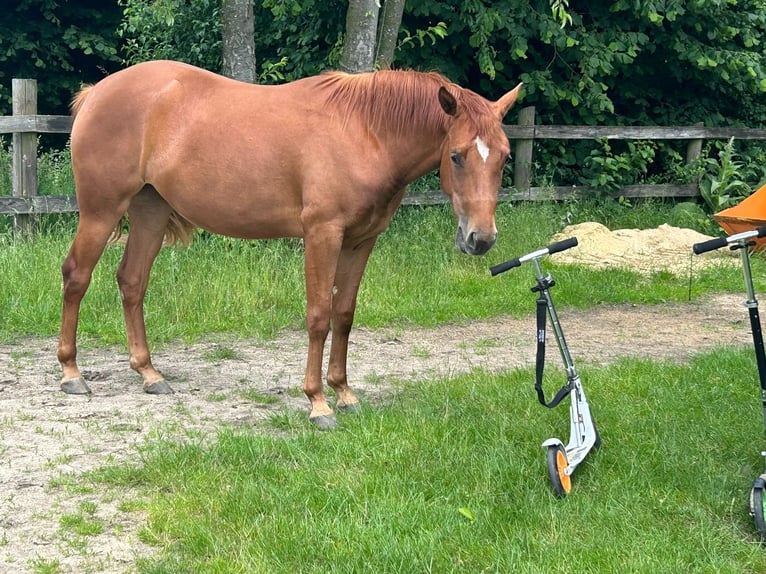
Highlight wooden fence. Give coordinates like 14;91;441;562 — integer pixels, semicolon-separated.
4;78;766;237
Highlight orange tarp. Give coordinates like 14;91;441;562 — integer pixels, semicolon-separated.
714;182;766;250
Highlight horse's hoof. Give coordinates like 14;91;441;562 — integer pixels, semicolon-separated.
309;414;338;431
144;380;175;395
60;378;91;395
337;401;361;414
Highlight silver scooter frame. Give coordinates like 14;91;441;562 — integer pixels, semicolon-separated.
490;237;599;497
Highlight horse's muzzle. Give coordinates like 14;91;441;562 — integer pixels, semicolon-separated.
456;226;496;256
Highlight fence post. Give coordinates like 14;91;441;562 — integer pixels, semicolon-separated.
684;122;705;196
12;78;38;238
514;106;535;198
686;122;704;165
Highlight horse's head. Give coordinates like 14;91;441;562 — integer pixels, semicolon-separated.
438;83;522;256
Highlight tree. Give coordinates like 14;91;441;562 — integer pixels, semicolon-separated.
339;0;419;73
221;0;255;82
339;0;380;73
375;0;407;69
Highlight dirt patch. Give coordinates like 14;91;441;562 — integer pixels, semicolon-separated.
0;290;757;573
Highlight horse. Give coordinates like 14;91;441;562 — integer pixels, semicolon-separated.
57;60;522;429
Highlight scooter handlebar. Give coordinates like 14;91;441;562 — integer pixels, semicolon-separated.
547;236;579;256
692;236;728;255
692;225;766;255
490;237;578;276
489;257;522;276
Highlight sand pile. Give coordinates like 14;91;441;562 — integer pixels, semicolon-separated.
549;222;737;276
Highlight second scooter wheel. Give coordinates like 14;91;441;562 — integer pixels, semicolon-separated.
750;476;766;542
546;444;572;497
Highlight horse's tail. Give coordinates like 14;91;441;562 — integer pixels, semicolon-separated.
108;211;196;247
165;211;196;246
70;85;93;117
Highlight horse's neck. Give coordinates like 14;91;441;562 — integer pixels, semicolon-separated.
313;71;450;185
378;120;446;186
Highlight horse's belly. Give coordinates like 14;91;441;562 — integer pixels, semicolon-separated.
159;188;304;240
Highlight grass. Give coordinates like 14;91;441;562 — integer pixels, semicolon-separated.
90;347;766;573
0;200;758;344
59;501;105;537
3;195;766;569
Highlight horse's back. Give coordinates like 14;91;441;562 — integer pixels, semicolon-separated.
70;61;340;238
73;61;236;129
69;61;415;240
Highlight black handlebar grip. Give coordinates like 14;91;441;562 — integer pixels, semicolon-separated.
692;236;729;255
694;225;766;254
489;258;521;276
546;236;578;255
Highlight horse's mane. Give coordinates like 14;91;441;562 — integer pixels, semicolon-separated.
318;69;497;137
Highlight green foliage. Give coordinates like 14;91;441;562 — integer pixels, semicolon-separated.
580;139;657;195
117;0;345;82
258;0;346;78
0;137;75;198
550;0;573;28
699;138;752;212
0;1;123;115
0;137;10;194
668;201;718;236
118;0;223;71
402;1;766;128
397;21;448;51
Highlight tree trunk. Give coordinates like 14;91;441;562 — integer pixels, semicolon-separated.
376;0;406;69
221;0;255;82
339;0;380;73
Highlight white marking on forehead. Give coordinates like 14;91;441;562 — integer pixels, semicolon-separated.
475;137;490;163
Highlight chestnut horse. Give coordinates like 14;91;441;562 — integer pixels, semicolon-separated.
58;60;521;429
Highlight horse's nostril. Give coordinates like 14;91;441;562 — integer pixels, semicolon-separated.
465;230;496;255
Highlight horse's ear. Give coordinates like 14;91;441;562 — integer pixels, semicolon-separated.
494;82;523;119
438;87;458;117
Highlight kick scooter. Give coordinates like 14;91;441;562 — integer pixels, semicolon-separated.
693;225;766;541
490;237;600;497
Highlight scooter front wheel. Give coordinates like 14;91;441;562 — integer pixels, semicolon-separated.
547;444;572;497
750;476;766;542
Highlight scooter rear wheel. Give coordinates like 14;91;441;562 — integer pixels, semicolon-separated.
750;476;766;542
547;444;572;497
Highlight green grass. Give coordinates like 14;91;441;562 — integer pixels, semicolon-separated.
91;347;766;573
3;196;766;570
0;200;757;344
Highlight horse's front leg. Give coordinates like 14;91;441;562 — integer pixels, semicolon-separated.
302;227;343;429
326;238;378;412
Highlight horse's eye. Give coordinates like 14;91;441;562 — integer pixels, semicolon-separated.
450;151;463;167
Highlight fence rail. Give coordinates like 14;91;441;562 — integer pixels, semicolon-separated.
4;78;766;236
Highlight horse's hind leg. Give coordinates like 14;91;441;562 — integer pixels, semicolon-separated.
115;187;175;394
58;215;125;394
